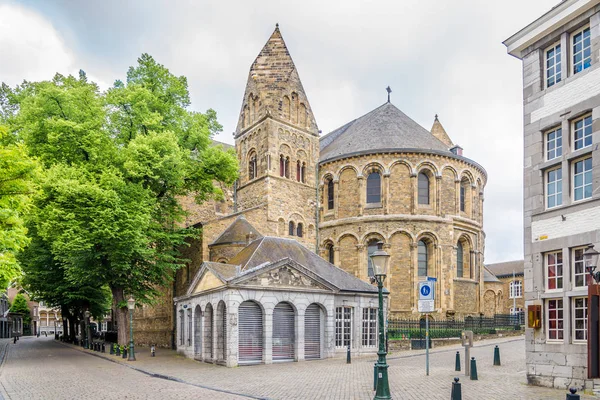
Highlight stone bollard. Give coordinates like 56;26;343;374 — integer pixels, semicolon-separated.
493;345;501;366
346;344;351;364
566;388;580;400
470;357;478;380
451;377;462;400
455;351;461;371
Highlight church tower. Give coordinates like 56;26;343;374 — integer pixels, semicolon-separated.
234;25;319;249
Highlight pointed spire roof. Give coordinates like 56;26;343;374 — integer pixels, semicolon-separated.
319;103;452;163
430;114;454;147
235;26;318;136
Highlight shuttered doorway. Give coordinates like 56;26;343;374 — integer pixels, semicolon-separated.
273;302;295;361
238;301;263;364
304;304;321;360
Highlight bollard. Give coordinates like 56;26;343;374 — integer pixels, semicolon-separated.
566;387;580;400
455;351;461;371
470;357;478;380
493;345;501;366
122;348;127;359
101;343;105;353
110;343;114;355
13;336;16;344
346;344;351;364
150;344;156;357
450;377;462;400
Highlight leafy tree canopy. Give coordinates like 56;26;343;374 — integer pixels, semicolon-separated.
10;293;31;325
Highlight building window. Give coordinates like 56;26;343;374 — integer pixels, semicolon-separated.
288;221;295;236
296;223;303;238
327;179;334;210
179;310;184;346
362;308;377;347
509;280;522;298
418;173;430;205
248;151;257;180
418;240;428;277
546;251;563;290
366;172;381;204
545;42;562;87
573;157;592;202
459;182;467;212
297;161;301;181
510;307;523;315
547;299;564;341
546;167;562;209
573;297;588;342
367;239;379;277
456;242;464;278
335;306;352;348
301;162;306;183
573;115;592;151
326;243;334;264
280;155;290;178
572;26;591;74
546;127;562;160
573;247;592;288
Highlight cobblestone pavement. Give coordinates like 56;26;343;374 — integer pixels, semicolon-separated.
0;337;247;400
0;335;596;399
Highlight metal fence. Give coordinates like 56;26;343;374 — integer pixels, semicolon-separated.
387;312;525;340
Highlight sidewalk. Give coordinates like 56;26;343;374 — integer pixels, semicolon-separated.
60;335;596;400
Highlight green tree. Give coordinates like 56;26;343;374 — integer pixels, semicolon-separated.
10;293;31;326
0;124;38;289
7;58;238;344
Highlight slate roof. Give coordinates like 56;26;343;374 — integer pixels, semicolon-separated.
210;215;263;246
228;236;380;293
486;260;524;278
483;267;501;283
319;102;453;163
203;262;239;281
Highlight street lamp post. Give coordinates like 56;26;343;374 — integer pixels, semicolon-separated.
584;245;600;378
370;242;391;400
127;296;136;361
84;310;90;349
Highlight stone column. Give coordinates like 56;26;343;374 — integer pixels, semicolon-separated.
454;179;461;215
435;175;442;216
410;243;418;311
264;309;273;364
333;246;341;267
383;172;390;215
356;244;366;280
410;173;417;214
333;179;340;219
358;175;364;216
471;184;477;220
297;308;305;362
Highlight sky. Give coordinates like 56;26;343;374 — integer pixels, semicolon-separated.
0;0;559;264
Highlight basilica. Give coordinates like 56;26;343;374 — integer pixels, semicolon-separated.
135;26;498;365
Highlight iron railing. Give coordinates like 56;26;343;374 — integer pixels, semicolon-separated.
387;312;525;340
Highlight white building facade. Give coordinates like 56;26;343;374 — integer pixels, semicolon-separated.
505;0;600;390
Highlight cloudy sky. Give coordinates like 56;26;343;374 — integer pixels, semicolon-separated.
0;0;559;264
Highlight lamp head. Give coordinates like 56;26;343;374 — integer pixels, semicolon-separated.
127;296;135;311
370;241;390;278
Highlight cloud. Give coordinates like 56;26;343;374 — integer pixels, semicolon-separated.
2;0;560;263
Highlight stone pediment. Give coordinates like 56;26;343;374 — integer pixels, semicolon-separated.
236;263;332;291
193;270;225;294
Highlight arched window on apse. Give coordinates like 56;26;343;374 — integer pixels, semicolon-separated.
297;161;301;182
327;179;334;210
418;240;428;276
297;223;303;238
301;162;306;183
457;242;464;278
366;172;381;204
367;239;379;277
418;173;430;205
289;221;295;236
280;155;285;177
248;151;257;180
326;243;334;264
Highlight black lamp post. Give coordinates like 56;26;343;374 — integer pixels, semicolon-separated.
370;242;391;400
585;245;600;284
127;296;136;361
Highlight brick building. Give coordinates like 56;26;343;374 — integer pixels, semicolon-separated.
138;26;494;356
504;0;600;390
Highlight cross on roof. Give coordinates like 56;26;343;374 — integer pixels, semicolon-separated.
386;86;392;103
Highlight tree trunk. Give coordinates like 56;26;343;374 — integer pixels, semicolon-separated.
111;285;128;345
68;316;77;342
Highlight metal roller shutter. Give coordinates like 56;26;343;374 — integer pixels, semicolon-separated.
304;304;321;360
239;301;263;364
273;303;295;361
221;305;227;361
